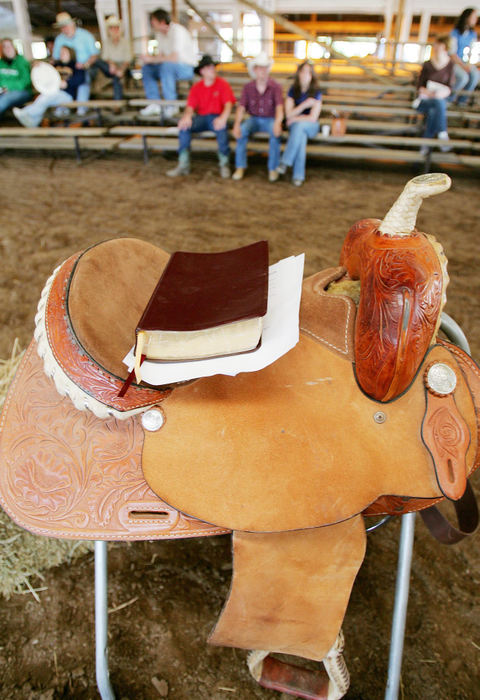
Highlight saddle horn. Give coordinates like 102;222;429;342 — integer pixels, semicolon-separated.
340;173;451;402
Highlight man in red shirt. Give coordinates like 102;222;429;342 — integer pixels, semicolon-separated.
167;55;236;178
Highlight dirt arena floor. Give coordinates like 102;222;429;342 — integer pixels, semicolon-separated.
0;152;479;700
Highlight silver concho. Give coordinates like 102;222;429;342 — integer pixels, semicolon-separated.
425;363;457;396
141;408;165;432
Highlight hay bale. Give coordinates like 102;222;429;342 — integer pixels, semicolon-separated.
0;341;94;599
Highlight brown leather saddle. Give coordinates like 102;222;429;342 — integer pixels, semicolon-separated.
1;174;479;699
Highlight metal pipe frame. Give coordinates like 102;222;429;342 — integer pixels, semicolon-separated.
95;541;115;700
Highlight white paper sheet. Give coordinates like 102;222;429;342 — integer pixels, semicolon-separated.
123;253;305;385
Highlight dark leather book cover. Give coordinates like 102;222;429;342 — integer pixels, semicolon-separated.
137;241;269;333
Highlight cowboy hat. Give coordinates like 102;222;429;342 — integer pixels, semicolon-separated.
31;62;61;95
194;54;218;75
247;52;273;79
54;12;75;28
105;15;122;28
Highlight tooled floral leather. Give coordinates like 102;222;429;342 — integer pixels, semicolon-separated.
422;390;469;501
340;220;444;402
45;252;168;413
0;342;228;540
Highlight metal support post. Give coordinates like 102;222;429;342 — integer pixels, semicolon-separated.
95;540;115;700
384;511;416;700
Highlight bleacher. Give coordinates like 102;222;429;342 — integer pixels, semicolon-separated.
1;71;479;171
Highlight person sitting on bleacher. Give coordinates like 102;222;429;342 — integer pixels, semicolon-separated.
448;8;479;105
0;38;32;121
52;12;98;115
13;47;85;128
91;15;132;101
232;52;284;182
166;55;235;179
276;60;322;187
140;8;196;120
415;35;455;154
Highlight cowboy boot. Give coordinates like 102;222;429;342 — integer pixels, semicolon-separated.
166;149;190;177
218;152;231;179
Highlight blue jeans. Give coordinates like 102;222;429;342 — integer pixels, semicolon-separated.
450;63;479;104
179;114;229;156
77;71;90;103
142;61;194;100
91;59;124;100
21;91;73;126
0;89;32;118
281;120;319;182
235;116;281;171
416;98;447;138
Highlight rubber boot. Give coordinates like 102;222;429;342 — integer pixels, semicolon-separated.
166;149;190;177
218;152;231;179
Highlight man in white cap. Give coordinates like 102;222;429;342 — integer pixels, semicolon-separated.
232;52;283;182
140;7;196;119
91;15;132;100
52;12;98;110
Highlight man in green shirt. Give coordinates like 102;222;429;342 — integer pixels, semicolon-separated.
0;38;32;119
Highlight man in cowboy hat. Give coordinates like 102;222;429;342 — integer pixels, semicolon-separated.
52;12;98;110
166;54;235;178
232;52;283;182
140;7;196;118
90;15;133;100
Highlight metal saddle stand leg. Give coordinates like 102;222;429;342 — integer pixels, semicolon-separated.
94;313;471;700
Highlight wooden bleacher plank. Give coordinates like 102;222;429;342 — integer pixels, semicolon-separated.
67;100;127;109
0;127;106;136
431;151;480;167
319;118;419;134
0;136;122;152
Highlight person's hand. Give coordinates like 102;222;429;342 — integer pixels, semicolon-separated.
141;54;153;64
75;62;85;69
178;114;192;130
60;79;68;89
213;115;227;130
273;119;282;137
232;123;242;139
302;97;316;109
108;62;116;75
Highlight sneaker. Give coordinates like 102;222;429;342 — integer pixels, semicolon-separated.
13;107;35;128
268;170;279;183
162;105;179;120
140;103;161;117
276;163;288;175
437;131;451;153
219;164;231;179
292;179;303;187
166;163;190;177
232;168;245;181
